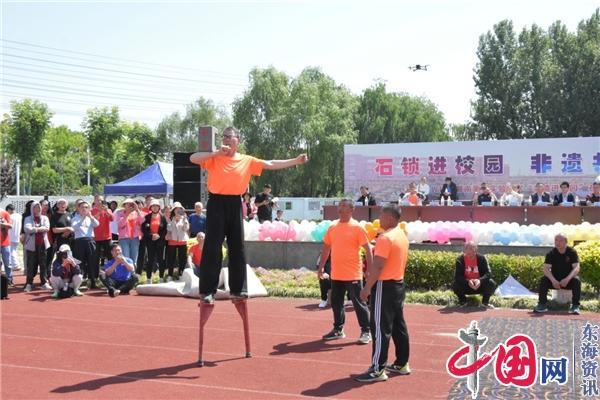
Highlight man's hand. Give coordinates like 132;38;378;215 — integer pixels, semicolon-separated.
552;279;561;290
472;279;481;290
559;277;571;288
360;287;370;302
219;145;233;157
152;233;160;241
296;154;308;165
468;280;476;290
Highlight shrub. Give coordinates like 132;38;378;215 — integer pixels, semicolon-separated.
405;250;544;291
575;240;600;292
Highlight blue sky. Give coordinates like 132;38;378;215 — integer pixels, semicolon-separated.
1;0;599;131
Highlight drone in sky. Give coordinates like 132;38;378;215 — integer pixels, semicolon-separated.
408;64;429;72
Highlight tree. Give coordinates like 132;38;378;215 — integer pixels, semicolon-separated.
82;107;122;190
234;67;358;197
156;97;232;157
113;121;161;182
6;99;53;195
356;83;450;144
42;125;87;194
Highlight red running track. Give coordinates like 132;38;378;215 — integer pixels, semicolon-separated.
2;277;597;399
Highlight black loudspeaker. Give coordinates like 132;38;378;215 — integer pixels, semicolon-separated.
173;152;202;210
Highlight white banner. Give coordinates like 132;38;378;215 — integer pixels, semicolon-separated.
344;137;600;201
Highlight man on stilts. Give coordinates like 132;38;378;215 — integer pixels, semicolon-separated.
190;126;308;366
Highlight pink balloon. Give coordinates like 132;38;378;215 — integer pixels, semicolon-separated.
464;231;474;241
285;224;297;241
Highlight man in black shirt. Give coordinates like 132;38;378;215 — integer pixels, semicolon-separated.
357;186;376;206
255;184;274;223
586;182;600;205
530;182;551;205
50;199;74;250
533;233;581;314
553;181;576;205
475;184;498;205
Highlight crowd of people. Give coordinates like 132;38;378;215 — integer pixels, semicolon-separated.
0;195;210;297
358;178;600;207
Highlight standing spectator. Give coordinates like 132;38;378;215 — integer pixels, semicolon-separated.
41;199;55;277
440;177;458;202
137;195;154;272
49;244;83;298
50;199;74;251
553;181;577;205
586;182;600;205
417;177;430;202
188;232;205;278
72;200;100;289
189;126;307;304
91;195;113;268
20;199;34;275
0;206;13;286
100;244;139;297
530;183;551;205
241;192;256;221
117;199;144;267
108;200;119;241
318;199;373;345
255;184;274;223
23;201;52;292
316;252;332;308
452;242;497;308
356;205;411;382
6;204;22;273
166;202;190;281
533;233;581;315
188;202;206;237
357;186;376;206
141;199;167;283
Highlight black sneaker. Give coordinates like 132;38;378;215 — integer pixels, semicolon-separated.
457;301;467;308
107;287;115;297
533;304;548;313
355;366;388;382
569;305;580;315
322;329;345;341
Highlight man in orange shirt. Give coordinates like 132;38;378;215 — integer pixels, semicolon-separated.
356;205;410;383
318;199;373;344
190;127;308;303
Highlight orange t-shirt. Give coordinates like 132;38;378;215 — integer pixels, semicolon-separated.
150;214;160;234
189;244;202;266
374;225;409;281
323;219;369;281
200;153;264;195
0;210;11;247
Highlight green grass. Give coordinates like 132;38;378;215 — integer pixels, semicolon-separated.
254;267;600;313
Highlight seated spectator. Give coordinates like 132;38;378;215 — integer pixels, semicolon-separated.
586;182;600;205
530;183;551;205
188;232;205;278
49;244;83;298
499;183;523;206
474;183;498;205
440;177;458;202
533;233;581;315
553;181;577;206
417;176;430;202
100;244;139;297
357;186;376;206
452;242;497;308
401;182;425;206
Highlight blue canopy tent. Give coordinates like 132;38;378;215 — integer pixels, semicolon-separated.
104;162;173;196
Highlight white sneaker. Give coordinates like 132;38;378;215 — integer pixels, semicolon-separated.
318;300;329;308
41;282;52;290
344;300;353;307
24;284;32;292
113;289;120;297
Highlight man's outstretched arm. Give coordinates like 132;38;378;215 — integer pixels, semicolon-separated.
263;154;308;170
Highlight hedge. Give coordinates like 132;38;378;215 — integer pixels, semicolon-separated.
575;240;600;292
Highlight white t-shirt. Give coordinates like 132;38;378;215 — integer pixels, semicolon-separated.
417;183;430;196
8;212;22;243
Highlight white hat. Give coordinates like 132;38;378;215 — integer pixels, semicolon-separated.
58;244;71;253
171;201;184;210
149;199;161;208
